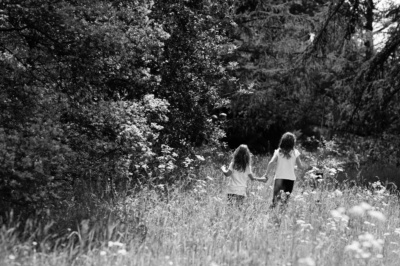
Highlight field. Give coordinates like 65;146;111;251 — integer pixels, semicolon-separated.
1;155;400;266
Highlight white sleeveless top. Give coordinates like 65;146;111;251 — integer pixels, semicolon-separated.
271;149;300;181
226;162;252;196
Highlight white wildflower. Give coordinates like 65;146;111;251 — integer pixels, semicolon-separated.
117;249;127;255
345;241;361;252
100;250;107;256
195;155;205;161
298;257;315;266
368;210;386;222
349;205;365;216
108;241;124;248
334;189;343;197
360;202;372;210
359;233;374;242
330;210;341;219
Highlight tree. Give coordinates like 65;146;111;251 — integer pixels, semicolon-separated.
151;0;232;148
0;0;171;219
222;0;400;152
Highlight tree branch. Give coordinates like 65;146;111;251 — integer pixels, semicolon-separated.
0;26;28;32
297;0;345;63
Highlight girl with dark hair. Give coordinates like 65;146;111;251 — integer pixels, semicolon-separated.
221;144;266;205
260;132;305;207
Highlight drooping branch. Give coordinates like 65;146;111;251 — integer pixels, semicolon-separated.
297;0;345;63
0;26;28;32
347;27;400;130
362;28;400;81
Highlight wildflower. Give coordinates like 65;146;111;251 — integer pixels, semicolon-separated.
330;207;346;218
195;155;205;161
294;195;305;202
359;233;374;242
358;233;384;251
364;221;375;227
100;251;107;256
359;202;372;210
394;228;400;235
8;255;16;260
298;257;316;266
346;233;384;259
301;223;314;230
367;210;386;222
345;241;361;252
108;241;124;248
32;241;37;246
334;189;343;197
117;249;127;255
349;205;365;216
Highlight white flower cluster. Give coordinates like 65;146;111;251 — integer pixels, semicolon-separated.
296;219;314;231
298;257;316;266
329;207;349;230
98;241;127;257
345;233;384;259
348;202;386;222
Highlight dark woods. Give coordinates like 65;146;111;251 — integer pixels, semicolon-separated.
1;0;400;227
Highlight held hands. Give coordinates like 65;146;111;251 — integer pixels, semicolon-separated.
220;165;227;172
221;165;232;177
248;173;268;183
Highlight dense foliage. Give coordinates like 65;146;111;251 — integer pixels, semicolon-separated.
225;0;400;152
0;0;230;220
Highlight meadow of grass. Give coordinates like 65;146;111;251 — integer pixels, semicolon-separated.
1;154;400;266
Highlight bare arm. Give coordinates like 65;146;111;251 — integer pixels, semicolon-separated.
248;173;268;182
263;154;278;178
295;156;303;170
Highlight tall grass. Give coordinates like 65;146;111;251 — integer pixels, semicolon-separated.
1;155;400;266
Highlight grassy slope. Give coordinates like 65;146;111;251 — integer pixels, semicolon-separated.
1;157;400;266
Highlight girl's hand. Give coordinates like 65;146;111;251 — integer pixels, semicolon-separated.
221;165;232;177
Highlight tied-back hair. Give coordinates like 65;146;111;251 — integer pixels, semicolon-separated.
232;144;251;172
278;132;296;159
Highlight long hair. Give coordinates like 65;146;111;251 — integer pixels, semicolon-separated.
278;132;296;159
232;144;251;172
